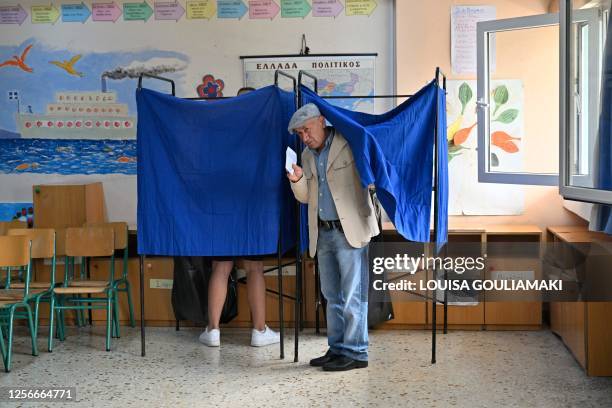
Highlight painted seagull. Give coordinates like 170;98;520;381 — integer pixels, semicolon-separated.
0;44;34;73
50;54;84;77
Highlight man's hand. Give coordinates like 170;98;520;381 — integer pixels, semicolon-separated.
287;163;303;182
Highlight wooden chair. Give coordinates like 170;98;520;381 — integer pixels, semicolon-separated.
0;221;27;236
54;228;88;329
78;222;134;332
0;235;38;372
6;228;58;352
50;227;116;352
0;221;27;286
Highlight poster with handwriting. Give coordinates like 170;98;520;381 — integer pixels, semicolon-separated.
451;5;496;75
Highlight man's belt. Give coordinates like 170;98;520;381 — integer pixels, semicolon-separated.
318;218;343;231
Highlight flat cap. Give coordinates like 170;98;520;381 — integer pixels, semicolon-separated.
288;103;321;133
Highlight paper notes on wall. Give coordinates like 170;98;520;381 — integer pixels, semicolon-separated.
451;5;496;75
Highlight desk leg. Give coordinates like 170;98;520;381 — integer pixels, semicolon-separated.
294;252;301;362
140;255;146;357
277;243;285;360
444;266;448;335
432;267;436;364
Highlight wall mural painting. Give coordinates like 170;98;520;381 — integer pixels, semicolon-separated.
0;203;33;224
0;38;190;176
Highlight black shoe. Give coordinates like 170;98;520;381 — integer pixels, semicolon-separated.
309;350;340;367
322;355;368;371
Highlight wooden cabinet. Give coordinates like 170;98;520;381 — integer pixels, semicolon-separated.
550;300;612;376
378;225;487;329
586;303;612;376
33;183;106;228
547;226;612;376
484;225;543;329
429;229;486;329
379;223;543;329
30;223;560;335
141;257;175;324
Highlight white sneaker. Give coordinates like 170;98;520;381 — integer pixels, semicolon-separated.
199;327;220;347
251;325;280;347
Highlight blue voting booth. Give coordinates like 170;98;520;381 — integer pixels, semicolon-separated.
135;69;449;363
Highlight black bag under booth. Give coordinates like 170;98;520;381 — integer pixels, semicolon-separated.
172;256;238;325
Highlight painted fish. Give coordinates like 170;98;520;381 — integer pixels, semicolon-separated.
117;156;136;163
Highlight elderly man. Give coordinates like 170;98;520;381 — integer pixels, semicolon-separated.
287;103;379;371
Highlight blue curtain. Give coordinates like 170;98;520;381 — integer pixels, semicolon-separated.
136;86;297;256
301;80;448;244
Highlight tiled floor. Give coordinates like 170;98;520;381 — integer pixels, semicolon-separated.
1;326;611;407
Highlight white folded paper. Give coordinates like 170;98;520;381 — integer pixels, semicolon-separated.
285;147;297;174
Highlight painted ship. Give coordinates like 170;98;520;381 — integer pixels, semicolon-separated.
16;89;136;140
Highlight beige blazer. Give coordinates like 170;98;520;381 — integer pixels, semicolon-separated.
290;131;380;257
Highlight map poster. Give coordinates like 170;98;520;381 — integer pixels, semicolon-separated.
242;54;376;113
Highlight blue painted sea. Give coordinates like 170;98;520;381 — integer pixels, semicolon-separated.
0;139;137;175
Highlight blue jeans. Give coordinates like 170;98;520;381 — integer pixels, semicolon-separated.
317;228;369;361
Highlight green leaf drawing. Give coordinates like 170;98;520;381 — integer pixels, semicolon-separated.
458;82;472;115
448;142;471;162
448;152;462;162
449;144;469;154
493;85;509;116
491;152;499;167
493;109;519;124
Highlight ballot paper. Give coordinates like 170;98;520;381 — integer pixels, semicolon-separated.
285;147;297;174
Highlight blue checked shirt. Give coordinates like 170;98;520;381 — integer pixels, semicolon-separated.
310;128;339;221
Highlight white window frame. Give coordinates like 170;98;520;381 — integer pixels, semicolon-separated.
560;0;612;204
476;8;600;186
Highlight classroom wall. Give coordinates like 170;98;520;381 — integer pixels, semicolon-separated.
396;0;586;230
0;0;395;228
1;0;589;230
